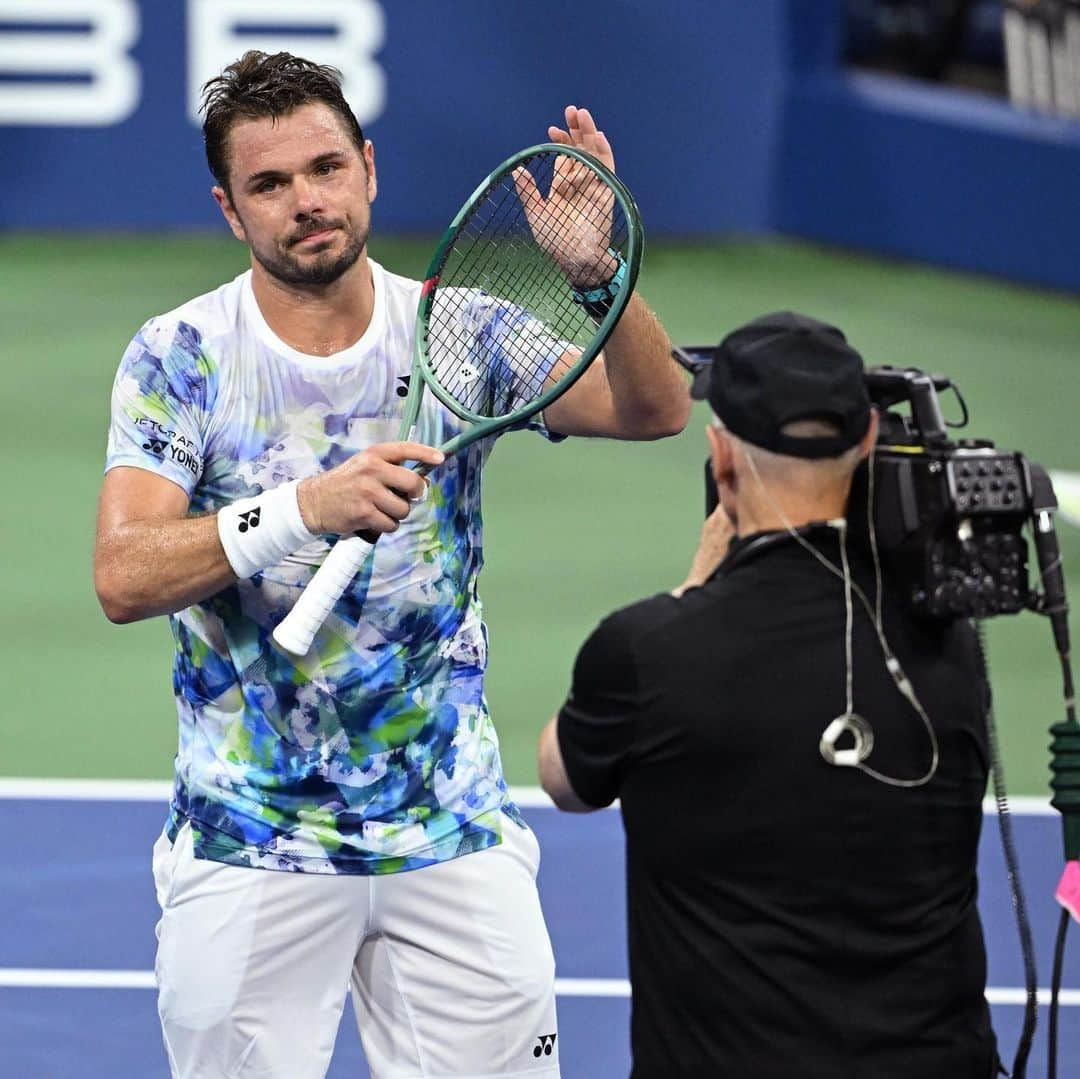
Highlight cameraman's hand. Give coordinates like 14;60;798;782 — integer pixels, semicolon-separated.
296;441;445;536
672;505;734;597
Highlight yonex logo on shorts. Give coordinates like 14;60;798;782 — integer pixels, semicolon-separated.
533;1033;556;1057
396;374;410;398
237;508;261;532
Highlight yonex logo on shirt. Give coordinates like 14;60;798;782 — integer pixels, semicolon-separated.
237;508;261;532
396;375;410;398
533;1033;557;1057
136;419;202;477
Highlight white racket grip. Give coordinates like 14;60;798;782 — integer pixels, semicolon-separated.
272;535;374;656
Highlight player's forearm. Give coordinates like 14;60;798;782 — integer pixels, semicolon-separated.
94;514;237;623
601;294;691;439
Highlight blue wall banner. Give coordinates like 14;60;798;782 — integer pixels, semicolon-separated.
0;0;783;235
3;0;1080;292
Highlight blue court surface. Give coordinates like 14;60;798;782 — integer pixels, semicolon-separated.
1;782;1077;1078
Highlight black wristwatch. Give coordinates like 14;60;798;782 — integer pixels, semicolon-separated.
571;253;627;320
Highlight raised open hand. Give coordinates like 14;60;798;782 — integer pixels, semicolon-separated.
513;106;618;288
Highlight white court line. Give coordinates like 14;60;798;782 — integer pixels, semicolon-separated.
0;969;1076;1005
0;785;1069;1006
1;969;157;989
555;979;630;997
0;778;1056;815
0;778;561;806
987;988;1080;1006
0;778;173;801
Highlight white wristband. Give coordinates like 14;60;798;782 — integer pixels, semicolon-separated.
217;480;319;579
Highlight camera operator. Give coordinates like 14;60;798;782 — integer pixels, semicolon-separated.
538;312;999;1078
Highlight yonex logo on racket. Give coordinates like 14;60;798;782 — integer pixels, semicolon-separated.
237;508;261;532
533;1033;557;1057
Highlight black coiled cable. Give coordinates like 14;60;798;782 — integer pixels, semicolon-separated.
976;621;1038;1079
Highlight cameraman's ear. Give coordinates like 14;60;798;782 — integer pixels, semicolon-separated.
706;422;731;482
857;409;880;460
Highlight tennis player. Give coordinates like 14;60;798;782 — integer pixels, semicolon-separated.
540;312;999;1078
93;50;688;1079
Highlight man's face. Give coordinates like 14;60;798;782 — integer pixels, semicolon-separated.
213;103;377;287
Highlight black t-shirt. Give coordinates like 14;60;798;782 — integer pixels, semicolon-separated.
557;525;997;1079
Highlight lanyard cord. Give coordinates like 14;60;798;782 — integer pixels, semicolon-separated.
742;445;940;787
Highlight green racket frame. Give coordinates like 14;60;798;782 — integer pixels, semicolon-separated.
404;142;644;455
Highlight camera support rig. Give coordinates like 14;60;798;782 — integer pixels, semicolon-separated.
852;367;1031;620
842;366;1080;875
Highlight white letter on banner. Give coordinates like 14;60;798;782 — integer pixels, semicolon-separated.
0;0;139;126
188;0;386;127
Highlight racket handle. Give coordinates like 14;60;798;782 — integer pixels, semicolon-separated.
272;535;374;656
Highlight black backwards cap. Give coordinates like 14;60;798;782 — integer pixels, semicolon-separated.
690;311;872;459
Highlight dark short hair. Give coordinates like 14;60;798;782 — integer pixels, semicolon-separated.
200;50;366;193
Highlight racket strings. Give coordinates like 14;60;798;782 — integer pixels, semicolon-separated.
431;273;572;414
460;162;625;308
425;151;630;418
523;174;619;287
455;180;588;335
485;174;622;311
431;179;554;413
454;176;533;285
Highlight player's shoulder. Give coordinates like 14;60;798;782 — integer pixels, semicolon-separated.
131;271;248;362
372;257;422;295
367;258;422;339
372;258;422;305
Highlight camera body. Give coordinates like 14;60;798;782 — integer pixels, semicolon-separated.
847;366;1034;620
700;362;1042;621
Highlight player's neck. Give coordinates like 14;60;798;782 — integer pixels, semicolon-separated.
250;254;375;357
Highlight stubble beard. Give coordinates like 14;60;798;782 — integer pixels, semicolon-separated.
253;220;369;288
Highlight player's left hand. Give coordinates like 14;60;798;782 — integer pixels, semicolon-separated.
548;105;615;173
513;105;617;288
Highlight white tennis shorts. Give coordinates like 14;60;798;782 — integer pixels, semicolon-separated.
152;819;560;1079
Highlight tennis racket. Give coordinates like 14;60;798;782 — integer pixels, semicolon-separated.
272;143;643;655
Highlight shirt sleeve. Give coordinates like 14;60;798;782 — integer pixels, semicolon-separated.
104;317;214;496
556;612;647;808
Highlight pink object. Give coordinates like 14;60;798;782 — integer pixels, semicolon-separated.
1055;860;1080;923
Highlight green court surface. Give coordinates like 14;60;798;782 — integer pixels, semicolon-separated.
1;234;1077;794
